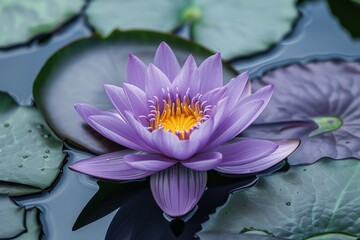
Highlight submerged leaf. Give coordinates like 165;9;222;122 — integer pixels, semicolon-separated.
243;60;360;165
0;92;66;195
85;0;298;59
200;159;360;239
0;0;85;47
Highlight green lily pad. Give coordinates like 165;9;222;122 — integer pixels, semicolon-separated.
0;196;25;239
33;30;238;155
16;207;42;240
0;92;66;195
200;159;360;239
85;0;298;59
0;0;85;47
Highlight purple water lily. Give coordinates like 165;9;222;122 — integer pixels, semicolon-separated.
70;42;299;218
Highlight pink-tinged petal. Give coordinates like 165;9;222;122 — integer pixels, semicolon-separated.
145;64;171;99
127;54;147;90
89;115;152;152
214;139;278;166
69;150;154;180
150;164;207;217
153;42;181;81
182;152;222;171
205;100;265;150
152;129;201;160
172;54;199;96
122;83;148;117
103;84;129;118
215;139;300;174
124;153;176;171
198;53;223;93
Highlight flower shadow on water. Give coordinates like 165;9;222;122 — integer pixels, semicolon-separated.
73;172;261;239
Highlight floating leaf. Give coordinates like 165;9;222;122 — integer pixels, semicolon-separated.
0;196;25;239
199;232;282;240
243;60;360;165
15;208;42;240
0;0;85;47
0;92;66;195
86;0;298;59
200;159;360;239
33;30;237;155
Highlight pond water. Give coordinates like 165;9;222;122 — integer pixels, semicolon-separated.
1;0;360;239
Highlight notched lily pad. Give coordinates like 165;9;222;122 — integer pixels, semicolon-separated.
243;60;360;165
85;0;299;59
200;159;360;239
0;92;66;196
0;0;85;47
33;30;237;155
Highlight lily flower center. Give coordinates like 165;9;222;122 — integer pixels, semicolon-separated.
146;88;212;140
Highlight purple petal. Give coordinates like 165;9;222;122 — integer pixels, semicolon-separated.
190;118;215;150
74;103;117;119
89;115;153;152
127;54;147;90
124;153;176;171
153;42;181;81
152;129;201;160
122;83;148;117
103;84;129;118
172;54;199;96
69;150;154;180
240;84;274;111
205;100;265;150
223;72;250;115
74;103;121;130
214;139;278;166
215;139;300;174
123;111;157;151
202;86;227;106
150;164;207;217
182;152;222;171
145;64;171;99
198;53;223;93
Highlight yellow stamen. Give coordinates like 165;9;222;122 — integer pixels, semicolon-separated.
151;96;204;140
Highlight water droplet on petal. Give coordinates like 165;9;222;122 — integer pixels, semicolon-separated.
37;124;44;129
45;149;50;154
22;154;30;159
18;164;23;168
41;168;45;171
43;155;48;159
286;202;291;206
4;123;10;127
